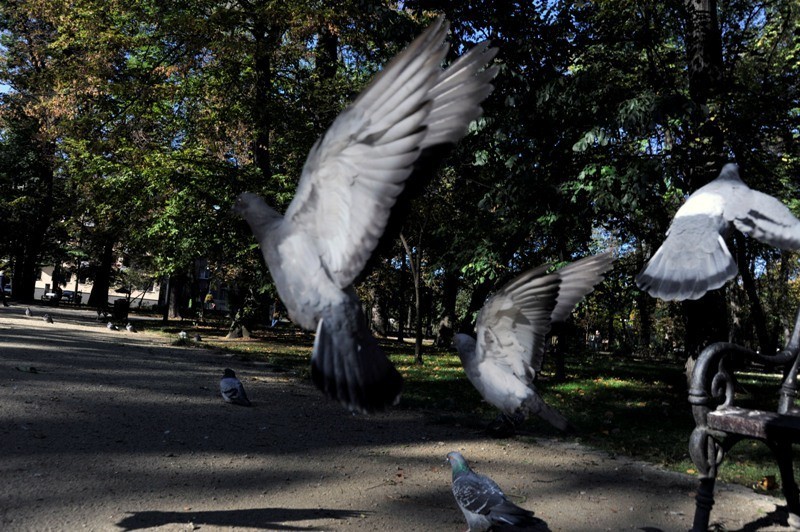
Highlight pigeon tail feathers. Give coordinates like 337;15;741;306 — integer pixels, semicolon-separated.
311;303;403;413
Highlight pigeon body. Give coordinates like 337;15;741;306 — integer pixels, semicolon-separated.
637;163;800;300
235;18;498;413
25;307;31;317
220;368;251;406
453;252;614;431
446;451;544;532
43;313;53;324
126;323;136;333
107;322;119;331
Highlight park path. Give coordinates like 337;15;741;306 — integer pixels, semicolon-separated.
0;304;794;531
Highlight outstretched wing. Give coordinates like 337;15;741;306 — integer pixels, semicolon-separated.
726;188;800;250
284;18;497;289
474;265;561;385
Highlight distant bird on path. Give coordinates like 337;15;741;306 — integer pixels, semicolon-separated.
25;307;32;317
220;369;251;406
43;313;53;324
107;322;119;331
235;17;498;413
637;163;800;301
446;451;547;532
125;323;136;333
453;252;614;434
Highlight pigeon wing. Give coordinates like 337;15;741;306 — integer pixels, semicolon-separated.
725;187;800;250
284;18;497;289
474;265;561;386
453;471;508;516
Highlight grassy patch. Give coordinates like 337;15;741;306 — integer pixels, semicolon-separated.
139;314;797;494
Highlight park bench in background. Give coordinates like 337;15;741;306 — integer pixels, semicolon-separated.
688;309;800;530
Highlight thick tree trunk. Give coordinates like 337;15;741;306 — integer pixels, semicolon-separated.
400;233;424;364
88;239;115;310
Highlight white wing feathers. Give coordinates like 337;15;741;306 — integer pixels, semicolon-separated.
284;18;497;289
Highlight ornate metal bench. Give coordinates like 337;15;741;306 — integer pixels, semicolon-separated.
688;310;800;530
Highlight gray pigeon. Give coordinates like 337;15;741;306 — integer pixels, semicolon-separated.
446;451;546;532
107;322;119;331
637;163;800;301
453;252;614;433
235;18;498;413
24;307;31;317
125;322;136;333
43;313;53;324
220;368;251;406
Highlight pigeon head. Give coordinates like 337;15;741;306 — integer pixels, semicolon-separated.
223;368;236;379
446;451;470;474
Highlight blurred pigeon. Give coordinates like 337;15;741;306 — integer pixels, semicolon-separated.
107;322;119;331
453;252;614;433
446;451;546;532
179;331;188;340
637;163;800;301
220;368;251;406
194;333;201;342
125;323;136;333
25;307;32;317
235;17;498;413
43;313;53;324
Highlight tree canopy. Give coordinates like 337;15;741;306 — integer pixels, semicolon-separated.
1;0;798;359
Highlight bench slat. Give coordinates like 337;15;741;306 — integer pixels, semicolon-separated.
708;406;800;440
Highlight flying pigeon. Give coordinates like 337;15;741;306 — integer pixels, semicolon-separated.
446;451;546;532
125;323;137;333
43;313;53;324
220;368;251;406
235;17;498;413
637;163;800;301
453;252;614;433
107;322;119;331
24;307;32;317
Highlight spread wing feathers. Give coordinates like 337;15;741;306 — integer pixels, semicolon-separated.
311;295;403;413
727;188;800;250
454;473;537;526
474;264;560;384
549;251;615;323
284;18;496;289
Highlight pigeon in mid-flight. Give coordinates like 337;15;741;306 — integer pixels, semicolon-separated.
220;369;251;406
446;451;546;532
453;252;614;434
235;17;498;413
42;313;53;324
637;163;800;301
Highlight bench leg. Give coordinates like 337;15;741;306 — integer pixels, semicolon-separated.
693;476;716;532
773;440;800;528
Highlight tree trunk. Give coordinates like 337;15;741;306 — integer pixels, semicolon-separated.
400;233;424;364
735;236;773;353
88;239;115;310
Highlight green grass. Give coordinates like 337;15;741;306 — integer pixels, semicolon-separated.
140;315;797;496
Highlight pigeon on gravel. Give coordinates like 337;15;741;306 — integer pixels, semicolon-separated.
125;322;137;333
107;322;119;331
42;313;53;323
235;17;498;413
446;451;546;532
220;369;251;406
25;307;32;317
637;163;800;301
453;252;614;434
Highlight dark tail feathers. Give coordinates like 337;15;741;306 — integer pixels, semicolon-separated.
311;310;403;413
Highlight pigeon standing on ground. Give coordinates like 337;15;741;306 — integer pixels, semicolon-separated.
43;313;53;324
125;322;136;333
636;163;800;301
446;451;546;532
220;369;251;406
235;17;498;413
107;322;119;331
453;252;614;433
25;307;31;317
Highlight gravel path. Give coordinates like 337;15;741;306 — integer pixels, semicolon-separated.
0;304;794;531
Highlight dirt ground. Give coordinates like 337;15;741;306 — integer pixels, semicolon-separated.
0;304;797;531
